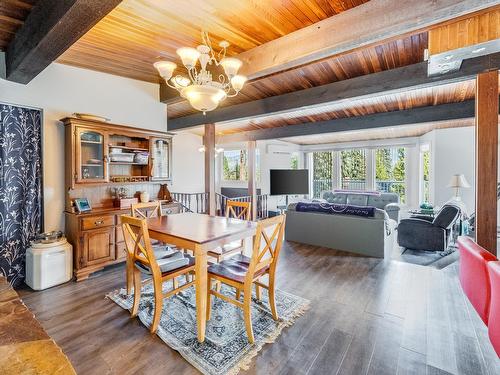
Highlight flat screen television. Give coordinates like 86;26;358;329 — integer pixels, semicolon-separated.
270;169;309;195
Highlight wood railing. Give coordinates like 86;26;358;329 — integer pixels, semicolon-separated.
171;192;268;219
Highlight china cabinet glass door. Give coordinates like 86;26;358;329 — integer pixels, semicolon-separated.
150;137;171;180
75;128;108;183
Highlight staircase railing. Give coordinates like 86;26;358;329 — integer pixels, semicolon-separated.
171;192;268;219
171;192;209;214
216;193;268;220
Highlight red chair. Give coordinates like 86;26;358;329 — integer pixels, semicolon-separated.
457;236;497;324
487;261;500;357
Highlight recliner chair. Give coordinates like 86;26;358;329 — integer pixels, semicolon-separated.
397;204;460;251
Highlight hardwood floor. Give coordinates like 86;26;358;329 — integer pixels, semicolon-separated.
18;241;500;375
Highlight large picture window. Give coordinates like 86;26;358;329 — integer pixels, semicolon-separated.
375;147;406;203
341;149;366;190
222;149;260;181
310;146;408;203
312;151;334;197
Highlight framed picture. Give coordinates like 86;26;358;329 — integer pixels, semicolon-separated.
74;198;92;213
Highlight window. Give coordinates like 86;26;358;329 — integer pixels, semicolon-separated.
420;144;431;203
375;147;406;203
222;149;260;181
341;149;366;190
291;152;299;169
312;152;334;198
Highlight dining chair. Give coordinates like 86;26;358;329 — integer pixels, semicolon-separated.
121;215;195;333
207;200;252;263
206;214;286;343
131;201;162;219
125;201;166;294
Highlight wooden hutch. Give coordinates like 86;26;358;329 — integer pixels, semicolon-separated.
62;117;178;281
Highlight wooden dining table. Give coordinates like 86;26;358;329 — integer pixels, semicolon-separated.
146;212;257;342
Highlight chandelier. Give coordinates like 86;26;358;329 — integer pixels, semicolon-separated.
154;31;247;114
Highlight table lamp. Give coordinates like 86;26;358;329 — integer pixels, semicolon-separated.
447;174;471;201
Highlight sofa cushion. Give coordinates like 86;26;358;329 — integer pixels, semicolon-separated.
347;194;368;206
322;192;347;204
367;193;399;209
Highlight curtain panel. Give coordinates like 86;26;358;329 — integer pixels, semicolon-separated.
0;103;43;287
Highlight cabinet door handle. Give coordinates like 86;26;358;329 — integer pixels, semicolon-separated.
95;220;104;225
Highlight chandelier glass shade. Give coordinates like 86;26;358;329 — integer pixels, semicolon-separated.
154;32;247;114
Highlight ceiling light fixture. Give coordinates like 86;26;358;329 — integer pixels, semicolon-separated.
154;31;247;114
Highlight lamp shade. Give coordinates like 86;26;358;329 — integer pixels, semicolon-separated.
153;61;177;80
447;174;471;188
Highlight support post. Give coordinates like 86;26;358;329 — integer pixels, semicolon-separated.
475;70;498;255
247;141;257;220
204;124;216;216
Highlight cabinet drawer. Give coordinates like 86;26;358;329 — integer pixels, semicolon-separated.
116;242;127;260
81;215;115;231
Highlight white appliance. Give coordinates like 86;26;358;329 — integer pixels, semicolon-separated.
25;237;73;290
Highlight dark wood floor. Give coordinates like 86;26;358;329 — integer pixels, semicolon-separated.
19;241;500;375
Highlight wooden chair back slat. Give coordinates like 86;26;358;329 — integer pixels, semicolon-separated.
245;215;286;283
131;201;162;219
226;200;251;221
121;215;161;278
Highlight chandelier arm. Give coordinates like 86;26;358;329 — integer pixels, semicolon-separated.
187;68;197;83
164;80;181;90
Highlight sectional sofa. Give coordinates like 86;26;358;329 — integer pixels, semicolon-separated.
284;191;399;258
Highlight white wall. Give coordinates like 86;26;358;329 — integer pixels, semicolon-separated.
423;127;475;211
0;63;203;231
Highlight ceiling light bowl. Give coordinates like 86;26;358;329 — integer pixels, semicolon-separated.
181;85;227;113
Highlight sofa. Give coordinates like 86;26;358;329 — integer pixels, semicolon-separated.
322;191;401;222
285;199;397;258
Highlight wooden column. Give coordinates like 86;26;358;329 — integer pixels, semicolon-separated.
204;124;216;216
247;141;257;220
475;70;498;255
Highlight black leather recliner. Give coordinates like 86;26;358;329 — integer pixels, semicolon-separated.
397;204;460;251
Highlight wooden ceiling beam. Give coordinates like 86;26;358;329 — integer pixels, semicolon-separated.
4;0;122;84
218;99;499;143
168;52;500;131
161;0;498;103
236;0;499;80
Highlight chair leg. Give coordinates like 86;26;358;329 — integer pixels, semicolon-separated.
173;277;179;290
255;283;261;301
131;268;141;318
268;277;278;321
243;288;254;344
126;256;133;295
151;279;164;334
236;289;241;301
207;276;212;321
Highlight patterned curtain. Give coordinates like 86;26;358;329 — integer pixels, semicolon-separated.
0;104;43;287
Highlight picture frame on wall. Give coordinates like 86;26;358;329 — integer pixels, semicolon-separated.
74;198;92;213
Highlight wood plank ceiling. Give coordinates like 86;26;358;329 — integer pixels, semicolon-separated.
0;0;38;51
2;0;494;145
57;0;369;83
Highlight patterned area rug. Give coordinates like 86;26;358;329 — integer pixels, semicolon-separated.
107;283;309;375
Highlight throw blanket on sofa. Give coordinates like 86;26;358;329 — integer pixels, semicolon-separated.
295;202;375;217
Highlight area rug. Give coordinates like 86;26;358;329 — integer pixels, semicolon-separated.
107;283;309;375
